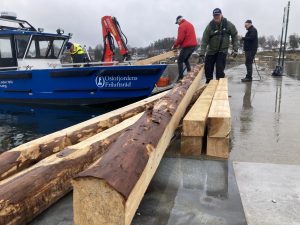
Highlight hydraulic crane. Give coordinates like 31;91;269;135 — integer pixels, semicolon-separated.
101;16;130;62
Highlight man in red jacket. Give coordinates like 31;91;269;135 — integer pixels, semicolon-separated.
173;15;198;80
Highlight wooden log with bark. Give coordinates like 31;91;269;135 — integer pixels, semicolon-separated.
0;91;168;181
0;113;143;225
72;64;204;225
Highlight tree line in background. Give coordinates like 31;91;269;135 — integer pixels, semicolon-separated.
88;34;300;61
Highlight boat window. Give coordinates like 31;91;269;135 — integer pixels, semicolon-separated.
14;35;30;58
25;35;65;59
39;40;51;57
27;39;37;58
0;19;32;30
0;36;13;58
52;39;64;58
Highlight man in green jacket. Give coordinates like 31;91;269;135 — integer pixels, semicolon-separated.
200;8;238;83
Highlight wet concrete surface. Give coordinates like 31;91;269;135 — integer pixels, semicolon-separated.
30;62;300;225
228;62;300;225
131;157;246;225
234;162;300;225
228;64;300;164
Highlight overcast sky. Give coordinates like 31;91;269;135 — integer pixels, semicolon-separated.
1;0;299;48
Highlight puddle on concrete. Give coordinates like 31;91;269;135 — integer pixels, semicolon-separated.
228;64;300;164
132;157;246;225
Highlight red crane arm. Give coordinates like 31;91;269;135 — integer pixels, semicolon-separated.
101;16;130;62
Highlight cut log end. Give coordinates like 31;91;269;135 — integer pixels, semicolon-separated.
73;178;125;225
207;136;230;159
180;135;203;156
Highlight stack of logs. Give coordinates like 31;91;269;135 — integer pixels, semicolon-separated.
181;78;231;158
0;89;169;225
0;65;231;225
0;64;204;225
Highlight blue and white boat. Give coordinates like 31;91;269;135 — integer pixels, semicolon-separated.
0;12;167;105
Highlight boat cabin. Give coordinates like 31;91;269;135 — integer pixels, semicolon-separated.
0;12;70;70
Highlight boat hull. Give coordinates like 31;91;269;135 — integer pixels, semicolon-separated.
0;65;167;105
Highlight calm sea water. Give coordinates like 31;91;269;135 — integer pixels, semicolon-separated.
0;101;132;152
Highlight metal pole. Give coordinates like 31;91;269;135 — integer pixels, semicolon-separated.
277;6;286;66
281;1;290;69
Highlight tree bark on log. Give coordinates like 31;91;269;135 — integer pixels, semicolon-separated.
73;65;204;225
0;91;168;181
0;113;143;225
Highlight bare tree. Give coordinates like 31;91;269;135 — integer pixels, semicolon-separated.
289;34;299;51
258;36;266;49
266;35;278;49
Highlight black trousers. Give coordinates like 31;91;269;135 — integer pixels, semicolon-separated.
245;51;257;78
204;52;227;83
72;54;89;63
177;47;196;79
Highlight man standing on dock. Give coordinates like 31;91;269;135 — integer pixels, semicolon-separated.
200;8;238;83
241;20;258;82
173;16;198;81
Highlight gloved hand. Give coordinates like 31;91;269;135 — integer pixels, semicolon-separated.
198;54;205;63
171;45;178;51
231;51;238;58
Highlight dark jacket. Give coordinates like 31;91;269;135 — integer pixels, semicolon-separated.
174;19;198;48
200;18;238;55
243;25;258;52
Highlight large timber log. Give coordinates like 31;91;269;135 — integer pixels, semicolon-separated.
72;64;204;225
0;113;143;225
133;51;176;65
0;91;168;181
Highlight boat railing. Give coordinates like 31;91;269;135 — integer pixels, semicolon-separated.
0;66;33;71
0;61;142;71
57;60;140;68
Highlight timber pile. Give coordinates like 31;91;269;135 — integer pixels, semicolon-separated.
181;78;231;159
0;91;168;181
0;114;143;225
0;90;171;224
206;78;231;158
181;80;218;156
0;64;204;225
72;65;204;225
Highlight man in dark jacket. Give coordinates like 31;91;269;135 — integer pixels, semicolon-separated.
200;8;238;83
173;16;198;80
241;20;258;82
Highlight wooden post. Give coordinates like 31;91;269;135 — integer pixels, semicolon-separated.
180;135;203;156
72;65;204;225
133;51;177;65
0;113;143;225
0;91;168;181
182;80;218;137
207;78;231;158
207;100;231;137
207;136;230;158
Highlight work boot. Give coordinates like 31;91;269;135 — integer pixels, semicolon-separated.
177;75;183;82
241;77;252;82
206;79;211;84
